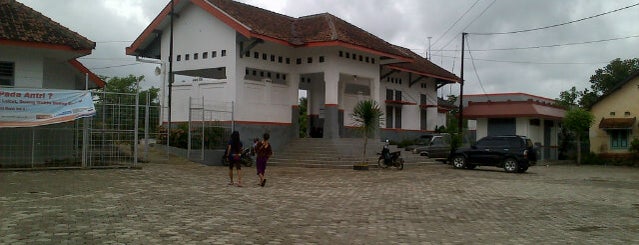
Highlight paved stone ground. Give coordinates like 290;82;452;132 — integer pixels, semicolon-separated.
1;158;639;244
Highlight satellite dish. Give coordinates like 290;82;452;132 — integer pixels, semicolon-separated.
154;66;161;76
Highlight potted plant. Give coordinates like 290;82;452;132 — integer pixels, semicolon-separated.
351;100;384;170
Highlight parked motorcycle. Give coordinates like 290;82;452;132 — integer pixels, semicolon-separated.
221;148;253;167
377;140;404;170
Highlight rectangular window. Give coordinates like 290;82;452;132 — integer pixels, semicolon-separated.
286;58;291;64
254;52;259;59
386;89;394;100
395;107;402;128
420;94;427;105
319;56;325;63
262;54;267;60
339;51;343;57
203;52;208;59
296;58;302;64
244;51;250;57
185;54;190;60
307;57;313;63
395;90;402;101
386;106;394;128
278;56;283;63
212;51;217;58
176;55;182;61
610;130;629;149
194;53;199;60
0;61;15;86
270;55;275;62
221;50;227;56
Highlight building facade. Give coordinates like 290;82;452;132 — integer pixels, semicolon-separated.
463;93;566;160
126;0;460;148
589;71;639;157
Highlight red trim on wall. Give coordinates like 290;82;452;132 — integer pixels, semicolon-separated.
126;0;181;55
291;105;299;109
324;104;339;107
192;0;253;37
163;120;292;126
0;39;92;54
386;64;461;83
385;100;417;105
380;128;436;133
68;60;106;88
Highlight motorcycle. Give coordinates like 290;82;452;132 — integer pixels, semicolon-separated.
377;140;404;170
221;147;254;167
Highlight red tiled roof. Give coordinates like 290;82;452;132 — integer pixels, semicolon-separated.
385;46;460;83
128;0;411;60
0;0;95;51
463;101;566;119
598;117;636;129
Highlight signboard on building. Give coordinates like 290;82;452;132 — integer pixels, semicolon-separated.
0;88;95;127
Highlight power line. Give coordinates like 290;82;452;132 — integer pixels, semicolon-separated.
430;53;609;65
465;37;489;95
469;2;639;35
433;34;639;52
431;0;481;48
461;0;497;31
434;0;497;56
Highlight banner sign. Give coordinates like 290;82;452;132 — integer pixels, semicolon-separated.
0;88;95;127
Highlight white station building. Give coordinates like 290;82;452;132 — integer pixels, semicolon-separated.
126;0;460;148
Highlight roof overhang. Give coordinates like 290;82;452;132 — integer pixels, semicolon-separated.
385;64;460;83
598;117;636;129
463;101;566;120
68;59;106;88
0;39;92;55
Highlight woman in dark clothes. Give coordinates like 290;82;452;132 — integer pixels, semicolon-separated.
255;133;273;187
226;131;243;187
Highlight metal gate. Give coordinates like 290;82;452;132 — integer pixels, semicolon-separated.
0;90;163;170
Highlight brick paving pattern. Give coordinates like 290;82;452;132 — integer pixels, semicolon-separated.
1;161;638;244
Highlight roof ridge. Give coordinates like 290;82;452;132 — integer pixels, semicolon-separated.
324;14;338;41
1;0;95;50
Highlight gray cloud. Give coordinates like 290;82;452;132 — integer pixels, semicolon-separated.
15;0;639;99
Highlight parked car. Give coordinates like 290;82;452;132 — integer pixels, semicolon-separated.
404;134;435;152
413;134;451;163
449;135;537;173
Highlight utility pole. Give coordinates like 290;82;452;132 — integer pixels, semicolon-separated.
427;37;432;60
458;33;466;134
167;0;175;147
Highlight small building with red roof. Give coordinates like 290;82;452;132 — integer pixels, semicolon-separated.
0;0;104;89
463;93;566;160
589;71;639;158
126;0;460;145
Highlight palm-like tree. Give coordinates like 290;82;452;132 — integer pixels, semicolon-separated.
351;100;384;165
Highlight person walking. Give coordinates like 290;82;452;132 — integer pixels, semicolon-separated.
255;133;273;187
226;131;243;187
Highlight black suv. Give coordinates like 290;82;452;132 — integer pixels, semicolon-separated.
450;135;536;173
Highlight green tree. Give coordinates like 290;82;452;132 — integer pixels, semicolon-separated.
298;97;308;138
555;86;579;108
351;100;384;166
563;108;594;165
556;58;639;108
95;75;160;135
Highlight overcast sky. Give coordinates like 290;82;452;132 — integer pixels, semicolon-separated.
16;0;639;100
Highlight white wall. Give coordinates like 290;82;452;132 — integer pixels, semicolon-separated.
161;4;238;123
0;46;44;88
43;59;77;89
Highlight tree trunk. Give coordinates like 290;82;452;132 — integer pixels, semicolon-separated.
362;136;368;165
576;132;581;166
